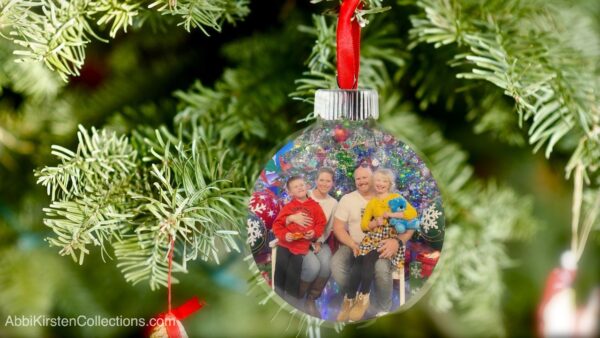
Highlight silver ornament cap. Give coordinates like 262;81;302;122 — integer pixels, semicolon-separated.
314;89;379;121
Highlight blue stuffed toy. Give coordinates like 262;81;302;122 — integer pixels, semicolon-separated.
388;196;420;233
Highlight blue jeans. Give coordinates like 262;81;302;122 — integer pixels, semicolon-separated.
300;244;332;282
330;245;392;313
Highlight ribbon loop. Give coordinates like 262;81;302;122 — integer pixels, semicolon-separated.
337;0;362;89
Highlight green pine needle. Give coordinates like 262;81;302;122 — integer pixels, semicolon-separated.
0;0;249;81
35;124;246;289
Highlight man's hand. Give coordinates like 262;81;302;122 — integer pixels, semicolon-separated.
377;238;399;259
398;230;414;244
304;230;315;240
286;212;312;227
351;243;360;257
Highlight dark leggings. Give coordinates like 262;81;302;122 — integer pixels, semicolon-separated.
274;246;304;298
345;250;380;297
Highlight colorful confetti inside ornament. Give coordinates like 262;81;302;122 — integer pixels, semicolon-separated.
333;125;350;143
245;89;446;322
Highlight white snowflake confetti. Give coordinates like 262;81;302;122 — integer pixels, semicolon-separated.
410;262;422;279
421;205;442;232
251;202;266;215
246;218;262;246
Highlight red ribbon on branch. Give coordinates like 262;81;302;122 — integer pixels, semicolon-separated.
147;236;205;338
337;0;362;89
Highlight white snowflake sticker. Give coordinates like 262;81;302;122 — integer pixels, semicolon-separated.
421;204;442;232
246;218;262;247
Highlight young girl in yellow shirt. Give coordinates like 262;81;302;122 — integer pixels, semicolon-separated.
337;168;418;321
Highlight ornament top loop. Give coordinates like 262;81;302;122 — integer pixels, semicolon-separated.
337;0;362;89
314;89;378;121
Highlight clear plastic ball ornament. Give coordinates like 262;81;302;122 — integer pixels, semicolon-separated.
246;89;445;322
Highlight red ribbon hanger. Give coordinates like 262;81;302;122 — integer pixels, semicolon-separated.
146;236;205;338
337;0;362;89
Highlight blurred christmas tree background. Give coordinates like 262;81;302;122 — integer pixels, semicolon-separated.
0;0;598;337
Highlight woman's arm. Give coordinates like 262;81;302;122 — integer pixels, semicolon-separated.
312;205;327;239
286;212;312;226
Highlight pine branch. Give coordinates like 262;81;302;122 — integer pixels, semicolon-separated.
309;0;390;26
115;127;244;289
291;13;405;112
0;0;249;81
0;40;63;100
6;0;106;81
408;0;600;179
35;123;247;289
35;126;137;263
32;15;308;290
290;15;337;107
175;80;270;141
380;102;537;337
174;23;309;156
148;0;249;34
36;125;137;201
91;0;142;37
465;91;526;146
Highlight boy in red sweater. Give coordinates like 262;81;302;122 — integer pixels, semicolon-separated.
272;176;327;304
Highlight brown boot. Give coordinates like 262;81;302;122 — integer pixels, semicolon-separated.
298;280;311;299
337;295;355;322
297;280;312;310
305;277;328;318
348;292;370;321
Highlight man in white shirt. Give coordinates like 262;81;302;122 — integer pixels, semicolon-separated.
331;166;408;315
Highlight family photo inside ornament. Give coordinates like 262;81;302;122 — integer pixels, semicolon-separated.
246;90;445;322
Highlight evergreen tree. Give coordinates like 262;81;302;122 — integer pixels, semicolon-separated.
0;1;598;337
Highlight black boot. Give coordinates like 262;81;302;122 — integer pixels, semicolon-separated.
305;277;329;318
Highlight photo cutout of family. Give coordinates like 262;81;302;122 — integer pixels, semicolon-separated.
246;120;445;322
